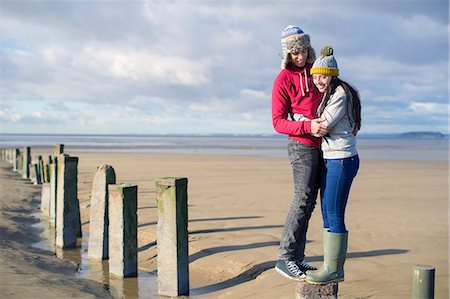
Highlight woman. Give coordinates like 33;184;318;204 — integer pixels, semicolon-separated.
295;46;361;284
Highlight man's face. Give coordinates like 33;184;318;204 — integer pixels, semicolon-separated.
289;48;308;68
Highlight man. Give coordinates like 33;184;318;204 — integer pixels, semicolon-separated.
272;25;327;280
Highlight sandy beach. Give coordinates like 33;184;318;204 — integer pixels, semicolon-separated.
0;149;448;298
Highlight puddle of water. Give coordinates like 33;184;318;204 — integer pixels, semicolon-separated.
31;212;161;299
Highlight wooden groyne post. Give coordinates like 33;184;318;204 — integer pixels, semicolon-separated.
40;183;51;217
412;264;435;299
54;144;64;156
13;148;19;172
55;155;81;248
108;183;138;277
88;165;116;260
22;146;31;179
49;158;58;224
155;177;189;297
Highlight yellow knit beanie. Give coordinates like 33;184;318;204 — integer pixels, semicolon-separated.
310;46;339;76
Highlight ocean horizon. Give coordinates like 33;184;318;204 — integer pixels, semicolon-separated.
0;133;448;161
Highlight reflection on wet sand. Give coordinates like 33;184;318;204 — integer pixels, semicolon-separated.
31;212;159;299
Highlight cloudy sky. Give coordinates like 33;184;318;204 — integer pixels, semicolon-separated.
1;1;448;135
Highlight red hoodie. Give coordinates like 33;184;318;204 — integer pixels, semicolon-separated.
272;63;322;148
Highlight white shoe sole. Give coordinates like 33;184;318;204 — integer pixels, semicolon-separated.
275;266;307;281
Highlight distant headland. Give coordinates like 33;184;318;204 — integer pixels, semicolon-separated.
398;131;446;139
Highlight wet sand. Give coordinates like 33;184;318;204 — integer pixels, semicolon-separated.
0;162;113;299
0;151;448;298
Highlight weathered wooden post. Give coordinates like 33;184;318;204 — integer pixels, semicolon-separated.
22;146;31;179
54;144;64;156
44;156;53;183
17;150;23;176
412;264;435;299
88;165;116;260
29;163;36;184
31;155;43;185
38;156;45;183
108;184;138;277
32;162;41;185
296;282;338;299
13;149;19;172
9;149;15;164
41;183;51;217
49;159;58;224
55;155;81;248
155;177;189;297
43;163;50;183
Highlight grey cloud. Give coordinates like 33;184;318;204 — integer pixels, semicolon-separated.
2;2;153;45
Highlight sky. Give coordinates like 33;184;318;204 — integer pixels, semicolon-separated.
1;0;449;135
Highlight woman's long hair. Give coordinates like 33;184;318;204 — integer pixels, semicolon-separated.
318;77;361;132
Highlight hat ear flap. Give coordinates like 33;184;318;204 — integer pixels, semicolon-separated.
281;55;289;69
307;47;316;64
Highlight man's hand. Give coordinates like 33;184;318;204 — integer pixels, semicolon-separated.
311;118;328;137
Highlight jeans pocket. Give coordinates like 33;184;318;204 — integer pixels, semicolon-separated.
288;140;314;164
287;141;300;164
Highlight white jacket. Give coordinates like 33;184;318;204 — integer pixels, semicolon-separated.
318;85;358;159
293;85;358;159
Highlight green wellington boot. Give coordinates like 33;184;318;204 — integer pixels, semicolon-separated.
306;232;348;284
322;228;329;252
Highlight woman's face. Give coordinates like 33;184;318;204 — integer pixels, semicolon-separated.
289;49;308;68
313;74;332;93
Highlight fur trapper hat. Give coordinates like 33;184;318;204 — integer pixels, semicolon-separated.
280;25;316;69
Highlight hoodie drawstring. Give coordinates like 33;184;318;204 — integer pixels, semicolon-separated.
299;73;305;96
299;70;309;96
304;69;309;93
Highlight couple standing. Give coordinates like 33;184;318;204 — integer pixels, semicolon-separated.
272;25;362;284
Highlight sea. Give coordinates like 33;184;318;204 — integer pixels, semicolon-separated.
0;133;448;161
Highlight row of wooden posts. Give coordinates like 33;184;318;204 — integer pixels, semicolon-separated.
1;145;189;297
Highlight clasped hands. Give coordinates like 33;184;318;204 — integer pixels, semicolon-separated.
310;118;328;137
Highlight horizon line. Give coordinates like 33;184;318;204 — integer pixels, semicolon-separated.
0;131;448;137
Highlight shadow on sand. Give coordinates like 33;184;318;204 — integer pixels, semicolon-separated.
189;241;280;263
191;248;409;295
137;215;263;229
137;216;266;251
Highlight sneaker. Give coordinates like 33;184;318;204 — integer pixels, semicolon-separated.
275;259;307;280
295;259;317;272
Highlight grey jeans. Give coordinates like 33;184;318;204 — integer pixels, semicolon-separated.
279;139;322;260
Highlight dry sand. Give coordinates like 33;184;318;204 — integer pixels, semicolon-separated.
1;150;448;298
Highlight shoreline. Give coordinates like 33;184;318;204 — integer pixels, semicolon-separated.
0;151;448;298
3;145;450;163
1;133;449;162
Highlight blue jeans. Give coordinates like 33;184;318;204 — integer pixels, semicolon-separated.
279;139;322;260
321;155;359;233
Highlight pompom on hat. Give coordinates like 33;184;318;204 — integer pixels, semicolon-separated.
310;46;339;76
280;25;316;69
